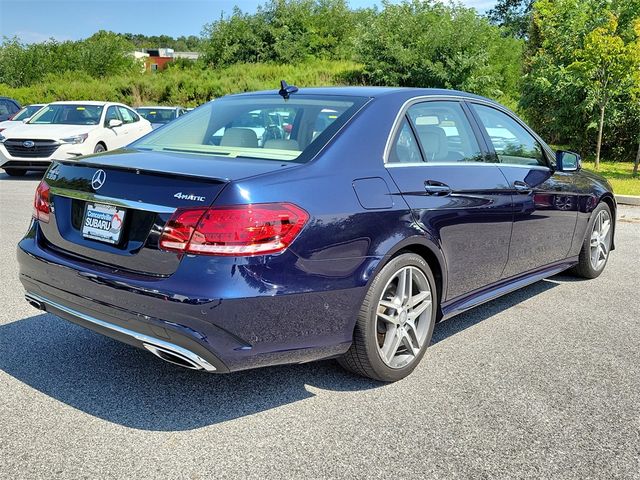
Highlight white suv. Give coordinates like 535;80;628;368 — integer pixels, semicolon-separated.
0;101;152;176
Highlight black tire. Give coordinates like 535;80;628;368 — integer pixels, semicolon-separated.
339;252;437;382
572;202;613;279
94;143;106;153
3;168;27;177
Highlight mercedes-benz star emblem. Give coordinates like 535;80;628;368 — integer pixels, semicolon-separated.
91;169;107;190
22;140;35;148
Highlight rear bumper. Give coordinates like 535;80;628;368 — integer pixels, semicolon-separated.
18;223;373;372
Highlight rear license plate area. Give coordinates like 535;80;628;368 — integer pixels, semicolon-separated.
82;202;126;245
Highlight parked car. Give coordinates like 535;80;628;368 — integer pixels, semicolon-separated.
0;104;46;133
0;96;21;121
18;87;616;382
0;101;152;176
135;106;187;129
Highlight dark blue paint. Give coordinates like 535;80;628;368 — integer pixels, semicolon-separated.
17;87;616;373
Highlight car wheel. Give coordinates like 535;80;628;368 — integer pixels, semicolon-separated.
3;168;27;177
572;202;613;279
339;253;437;382
94;143;106;153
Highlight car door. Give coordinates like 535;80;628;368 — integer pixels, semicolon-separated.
385;100;513;301
103;105;128;148
117;106;149;143
468;102;578;278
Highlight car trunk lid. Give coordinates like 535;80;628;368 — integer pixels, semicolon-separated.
39;149;296;276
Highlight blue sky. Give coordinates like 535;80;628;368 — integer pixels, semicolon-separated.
0;0;496;44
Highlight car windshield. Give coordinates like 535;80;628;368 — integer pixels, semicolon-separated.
136;108;176;124
132;95;366;162
29;104;103;125
13;105;44;121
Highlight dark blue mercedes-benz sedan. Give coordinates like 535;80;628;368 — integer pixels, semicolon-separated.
17;86;616;381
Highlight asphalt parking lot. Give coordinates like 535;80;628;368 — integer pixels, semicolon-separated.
1;172;639;479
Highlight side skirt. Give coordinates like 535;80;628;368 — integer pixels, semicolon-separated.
440;257;579;321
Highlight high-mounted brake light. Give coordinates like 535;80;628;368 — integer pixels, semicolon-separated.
33;180;50;223
159;203;309;256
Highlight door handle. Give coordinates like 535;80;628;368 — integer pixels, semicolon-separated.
513;181;532;194
424;180;452;196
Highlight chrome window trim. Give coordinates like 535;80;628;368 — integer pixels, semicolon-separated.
49;186;176;214
383;95;556;168
385;161;551;171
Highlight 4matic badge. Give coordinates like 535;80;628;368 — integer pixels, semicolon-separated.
174;192;206;202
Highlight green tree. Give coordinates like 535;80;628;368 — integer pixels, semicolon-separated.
521;0;640;163
356;0;523;103
487;0;533;38
569;15;640;168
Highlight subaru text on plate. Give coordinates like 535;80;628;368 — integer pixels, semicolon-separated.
17;85;616;381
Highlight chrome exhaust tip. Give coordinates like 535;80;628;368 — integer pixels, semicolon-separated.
143;343;205;371
25;294;45;311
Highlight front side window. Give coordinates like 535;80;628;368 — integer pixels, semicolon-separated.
118;106;139;124
104;106;120;126
133;95;366;162
407;101;484;163
30;104;104;125
471;104;546;167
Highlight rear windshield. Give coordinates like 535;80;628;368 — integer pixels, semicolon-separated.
14;105;44;121
132;95;366;162
30;104;103;125
136;108;176;124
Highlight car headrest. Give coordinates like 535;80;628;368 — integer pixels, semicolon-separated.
263;139;300;151
220;128;258;148
415;125;447;162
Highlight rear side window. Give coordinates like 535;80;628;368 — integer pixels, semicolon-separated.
388;118;423;164
133;95;367;163
471;104;546;167
407;101;483;163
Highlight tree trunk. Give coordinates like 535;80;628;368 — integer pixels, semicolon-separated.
634;140;640;177
595;104;605;170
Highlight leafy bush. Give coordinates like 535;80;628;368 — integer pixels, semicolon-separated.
355;1;523;106
0;60;362;107
0;31;138;87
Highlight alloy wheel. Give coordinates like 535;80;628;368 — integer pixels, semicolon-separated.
590;209;611;271
375;266;433;369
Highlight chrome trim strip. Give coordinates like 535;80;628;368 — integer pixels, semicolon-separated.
27;292;216;372
385;162;551;171
49;187;176;214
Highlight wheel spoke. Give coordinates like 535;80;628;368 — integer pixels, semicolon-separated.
379;299;398;310
401;331;420;357
381;326;402;363
404;319;422;350
408;299;431;320
601;220;611;239
409;290;430;309
377;310;399;325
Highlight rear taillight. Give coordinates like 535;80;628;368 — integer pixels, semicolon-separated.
33;181;50;223
159;203;309;256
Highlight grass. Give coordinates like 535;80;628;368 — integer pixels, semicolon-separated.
0;60;363;107
582;161;640;196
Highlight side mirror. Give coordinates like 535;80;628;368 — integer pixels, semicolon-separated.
108;119;123;128
22;117;31;123
556;150;581;172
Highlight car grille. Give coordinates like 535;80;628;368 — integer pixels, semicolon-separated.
4;139;60;158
